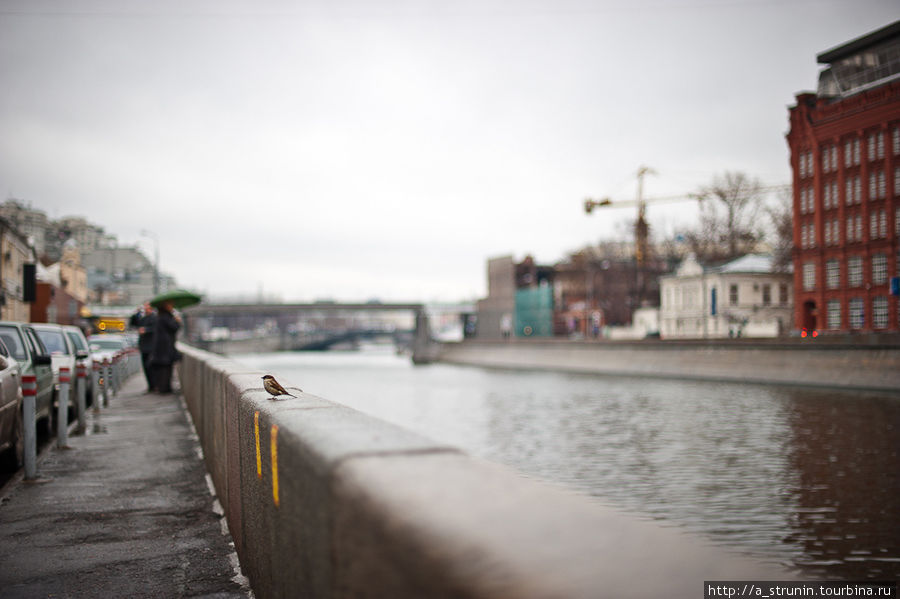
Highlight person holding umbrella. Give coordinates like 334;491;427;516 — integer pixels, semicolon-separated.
130;302;157;392
149;289;201;394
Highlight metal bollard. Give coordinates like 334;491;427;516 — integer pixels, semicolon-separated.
101;358;111;407
107;357;117;398
22;374;37;480
58;366;71;448
112;354;121;395
92;361;102;413
75;363;87;434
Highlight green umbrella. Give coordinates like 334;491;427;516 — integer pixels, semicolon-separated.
149;289;202;309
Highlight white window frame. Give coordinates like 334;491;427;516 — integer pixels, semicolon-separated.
848;256;863;287
872;254;887;285
849;298;864;329
825;260;840;289
802;262;816;291
873;297;888;329
826;299;841;330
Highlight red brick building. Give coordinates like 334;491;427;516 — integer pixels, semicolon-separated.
787;21;900;334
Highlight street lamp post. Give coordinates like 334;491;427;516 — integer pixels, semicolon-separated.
140;229;160;296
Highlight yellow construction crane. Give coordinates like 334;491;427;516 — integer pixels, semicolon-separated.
584;166;690;266
584;168;790;265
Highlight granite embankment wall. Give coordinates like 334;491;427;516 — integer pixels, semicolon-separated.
437;338;900;392
177;344;787;599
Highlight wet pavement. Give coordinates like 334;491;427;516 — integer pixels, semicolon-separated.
0;374;250;598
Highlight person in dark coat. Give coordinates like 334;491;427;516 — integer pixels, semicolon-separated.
130;302;157;392
150;300;181;394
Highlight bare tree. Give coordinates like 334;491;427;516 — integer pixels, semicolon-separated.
679;171;765;263
766;188;794;272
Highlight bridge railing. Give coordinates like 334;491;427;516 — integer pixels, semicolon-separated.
177;343;787;598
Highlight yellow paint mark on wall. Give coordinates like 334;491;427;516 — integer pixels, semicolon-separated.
254;411;261;479
271;424;280;507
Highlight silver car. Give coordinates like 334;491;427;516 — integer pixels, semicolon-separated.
0;322;54;434
0;336;22;470
33;324;78;412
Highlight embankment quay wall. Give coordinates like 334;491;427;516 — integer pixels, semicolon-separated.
178;344;788;599
436;338;900;392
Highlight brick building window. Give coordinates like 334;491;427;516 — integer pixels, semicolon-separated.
872;254;887;285
849;298;864;329
801;186;815;213
848;257;863;287
802;263;816;291
869;171;885;200
855;215;862;240
845;176;861;204
826;300;841;330
879;209;887;238
895;166;900;196
845;139;861;166
894;126;900;155
868;132;884;161
825;260;840;289
799;151;812;178
871;212;879;239
873;297;888;329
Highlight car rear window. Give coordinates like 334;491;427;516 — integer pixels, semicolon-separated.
36;329;68;354
0;327;26;361
66;331;88;351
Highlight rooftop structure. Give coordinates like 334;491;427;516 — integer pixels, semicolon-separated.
817;21;900;98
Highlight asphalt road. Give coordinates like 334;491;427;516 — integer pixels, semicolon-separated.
0;374;250;598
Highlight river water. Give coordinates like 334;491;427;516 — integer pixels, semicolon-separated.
232;346;900;580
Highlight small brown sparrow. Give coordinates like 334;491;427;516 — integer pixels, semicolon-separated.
262;375;299;399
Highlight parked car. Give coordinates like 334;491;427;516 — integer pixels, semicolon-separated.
0;337;23;470
63;325;94;407
0;322;54;434
33;324;78;412
87;334;131;365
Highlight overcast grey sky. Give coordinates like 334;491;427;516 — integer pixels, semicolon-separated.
1;1;898;302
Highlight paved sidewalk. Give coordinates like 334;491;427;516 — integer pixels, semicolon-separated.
0;374;250;598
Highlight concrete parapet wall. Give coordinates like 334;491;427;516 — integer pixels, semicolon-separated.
178;344;787;599
438;339;900;392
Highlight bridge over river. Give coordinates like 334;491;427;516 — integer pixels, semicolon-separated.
184;301;468;362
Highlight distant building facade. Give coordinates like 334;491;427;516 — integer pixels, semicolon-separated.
0;217;38;322
660;254;793;339
0;199;50;259
83;244;174;306
475;256;517;339
553;243;669;336
787;21;900;333
31;241;89;325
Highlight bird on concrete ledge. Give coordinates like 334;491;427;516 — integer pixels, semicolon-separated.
262;375;300;399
